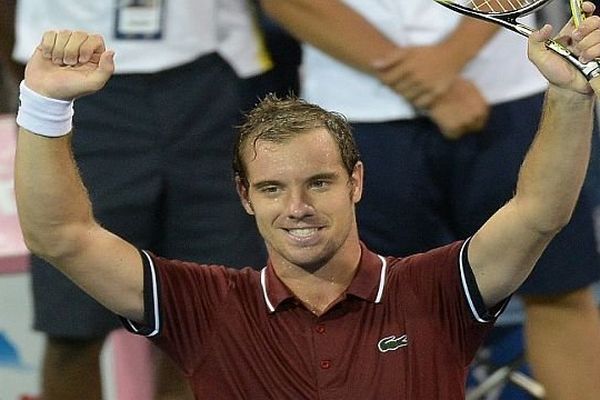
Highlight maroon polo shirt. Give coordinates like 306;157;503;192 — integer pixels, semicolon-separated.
123;240;503;399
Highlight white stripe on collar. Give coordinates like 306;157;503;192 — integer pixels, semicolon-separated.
260;267;276;312
260;255;388;312
375;255;387;303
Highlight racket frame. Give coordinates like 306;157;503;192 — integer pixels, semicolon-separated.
434;0;600;79
570;0;585;27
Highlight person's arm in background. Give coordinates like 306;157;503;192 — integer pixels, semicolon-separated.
260;0;397;75
260;0;496;139
0;0;25;81
373;19;500;139
374;18;499;108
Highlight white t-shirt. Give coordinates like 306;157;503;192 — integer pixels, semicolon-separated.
301;0;548;122
14;0;271;76
217;0;273;78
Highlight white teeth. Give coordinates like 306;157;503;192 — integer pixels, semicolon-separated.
288;228;317;237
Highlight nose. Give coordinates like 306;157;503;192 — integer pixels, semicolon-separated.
285;188;315;220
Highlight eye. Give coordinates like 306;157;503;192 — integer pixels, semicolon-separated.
310;179;330;190
259;185;281;195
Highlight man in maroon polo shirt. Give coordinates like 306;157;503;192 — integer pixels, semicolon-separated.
13;10;600;399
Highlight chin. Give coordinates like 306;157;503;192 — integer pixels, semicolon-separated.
286;248;334;271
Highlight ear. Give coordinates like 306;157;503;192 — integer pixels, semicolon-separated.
350;161;364;203
235;176;255;215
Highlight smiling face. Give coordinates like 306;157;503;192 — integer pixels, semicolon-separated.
237;128;363;272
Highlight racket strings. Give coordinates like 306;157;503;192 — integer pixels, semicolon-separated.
466;0;537;13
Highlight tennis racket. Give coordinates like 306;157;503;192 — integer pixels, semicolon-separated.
434;0;600;80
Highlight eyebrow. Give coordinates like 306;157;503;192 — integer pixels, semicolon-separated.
309;172;339;181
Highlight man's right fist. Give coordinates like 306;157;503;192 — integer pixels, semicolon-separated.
25;30;115;101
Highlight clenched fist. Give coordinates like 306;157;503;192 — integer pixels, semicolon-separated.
25;30;115;101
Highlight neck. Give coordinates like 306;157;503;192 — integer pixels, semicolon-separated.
271;236;362;316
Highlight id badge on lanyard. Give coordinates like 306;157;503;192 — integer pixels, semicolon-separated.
115;0;165;40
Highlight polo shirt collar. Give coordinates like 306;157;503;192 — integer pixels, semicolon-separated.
260;242;388;313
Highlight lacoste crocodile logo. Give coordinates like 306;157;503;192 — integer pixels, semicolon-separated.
377;334;409;353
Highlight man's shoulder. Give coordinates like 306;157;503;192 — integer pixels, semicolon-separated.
146;251;262;284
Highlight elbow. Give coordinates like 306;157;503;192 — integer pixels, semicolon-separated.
540;197;578;233
21;230;65;262
20;225;49;257
513;193;577;236
554;207;575;230
550;212;573;233
530;208;573;237
20;223;89;263
21;231;42;257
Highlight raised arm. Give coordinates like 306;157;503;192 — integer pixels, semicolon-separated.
14;31;145;321
469;12;600;307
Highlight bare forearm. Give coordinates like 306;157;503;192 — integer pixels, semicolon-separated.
260;0;398;74
15;129;96;259
515;87;594;232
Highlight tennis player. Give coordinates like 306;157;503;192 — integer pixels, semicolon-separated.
14;15;600;398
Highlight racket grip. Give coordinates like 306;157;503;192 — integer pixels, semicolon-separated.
545;39;600;80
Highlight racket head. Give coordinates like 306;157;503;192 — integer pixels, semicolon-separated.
434;0;553;18
570;0;585;27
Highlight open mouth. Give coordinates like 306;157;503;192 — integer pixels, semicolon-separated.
282;226;327;246
286;227;320;238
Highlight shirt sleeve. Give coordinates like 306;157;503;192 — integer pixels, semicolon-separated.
459;238;510;322
397;239;510;367
120;250;161;337
120;249;237;375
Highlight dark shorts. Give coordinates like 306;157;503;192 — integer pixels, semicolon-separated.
354;92;600;296
31;53;266;338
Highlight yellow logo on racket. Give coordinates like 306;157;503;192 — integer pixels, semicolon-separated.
571;0;585;28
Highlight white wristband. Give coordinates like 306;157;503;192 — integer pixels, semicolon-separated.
16;81;74;138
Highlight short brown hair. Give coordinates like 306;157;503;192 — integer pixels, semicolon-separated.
233;94;360;186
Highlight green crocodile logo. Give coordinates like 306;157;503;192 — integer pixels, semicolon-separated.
377;334;408;353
